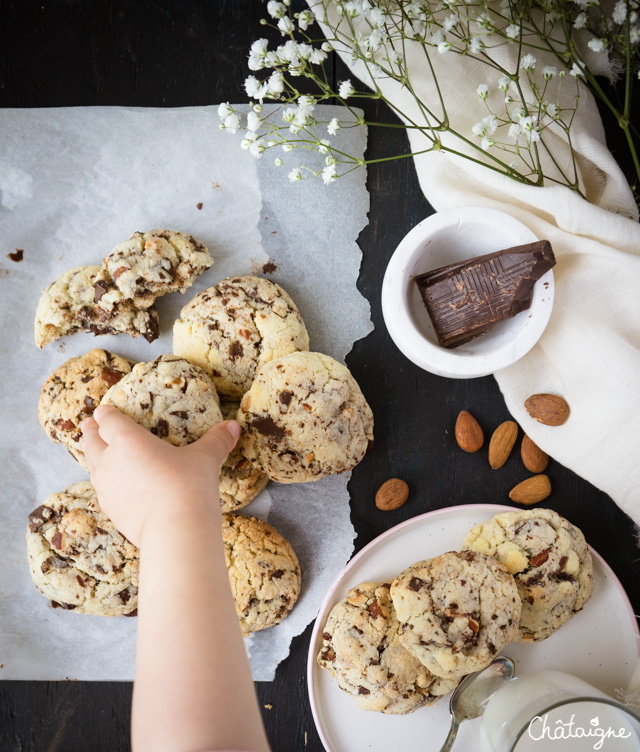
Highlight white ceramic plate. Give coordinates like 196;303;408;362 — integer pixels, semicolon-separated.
381;208;555;378
308;505;640;752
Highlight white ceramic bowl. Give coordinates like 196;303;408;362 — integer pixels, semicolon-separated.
381;206;555;379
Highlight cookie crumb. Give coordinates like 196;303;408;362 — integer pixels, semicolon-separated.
8;249;24;262
0;268;8;278
262;260;277;274
196;203;203;210
211;180;221;191
264;704;273;710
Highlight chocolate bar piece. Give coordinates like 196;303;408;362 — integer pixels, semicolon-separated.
415;240;555;349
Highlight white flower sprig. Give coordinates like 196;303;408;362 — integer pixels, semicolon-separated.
218;0;639;202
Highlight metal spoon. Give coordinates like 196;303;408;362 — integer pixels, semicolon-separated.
438;656;515;752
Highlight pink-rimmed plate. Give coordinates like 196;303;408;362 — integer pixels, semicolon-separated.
307;504;640;752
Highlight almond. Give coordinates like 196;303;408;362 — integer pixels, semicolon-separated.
509;474;551;505
375;478;409;511
455;411;484;453
521;434;549;473
488;421;518;469
524;394;570;426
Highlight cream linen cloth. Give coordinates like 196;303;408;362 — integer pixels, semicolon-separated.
313;1;640;530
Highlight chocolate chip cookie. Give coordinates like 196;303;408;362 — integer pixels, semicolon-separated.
462;508;594;642
100;353;223;445
219;402;268;513
317;582;457;714
34;265;160;348
237;351;374;483
26;481;139;616
38;349;133;468
104;229;212;307
222;513;300;634
391;551;520;680
173;275;309;399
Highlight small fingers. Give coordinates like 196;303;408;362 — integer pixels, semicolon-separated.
80;416;107;472
92;405;147;445
192;420;241;463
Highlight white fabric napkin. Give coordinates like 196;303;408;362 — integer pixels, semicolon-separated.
314;1;640;530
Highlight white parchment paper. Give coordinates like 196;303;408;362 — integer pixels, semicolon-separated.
0;105;371;681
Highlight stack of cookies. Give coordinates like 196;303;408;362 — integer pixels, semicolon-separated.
29;231;374;635
317;508;593;714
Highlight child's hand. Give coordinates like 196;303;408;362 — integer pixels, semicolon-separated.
81;405;240;548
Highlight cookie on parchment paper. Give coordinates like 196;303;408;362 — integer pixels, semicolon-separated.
219;401;268;513
26;480;139;616
38;348;133;468
222;512;300;634
100;353;223;446
34;265;160;348
391;550;520;680
317;581;458;715
173;275;309;399
104;229;212;308
237;351;374;484
462;508;594;642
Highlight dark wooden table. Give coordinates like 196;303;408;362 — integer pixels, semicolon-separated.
2;1;638;750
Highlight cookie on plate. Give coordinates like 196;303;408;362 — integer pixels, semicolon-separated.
26;481;139;616
390;551;520;680
317;582;458;715
100;353;223;445
173;275;309;399
237;351;374;484
104;229;212;307
34;265;159;348
222;512;300;634
38;348;133;468
462;508;594;642
219;402;269;513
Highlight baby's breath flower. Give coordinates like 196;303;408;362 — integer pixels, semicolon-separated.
318;139;331;154
338;80;355;99
477;83;489;99
288;167;303;182
249;141;265;158
322;164;338;184
327;117;340;135
368;7;386;27
470;37;485;54
542;66;557;80
278;16;294;34
573;12;587;29
309;48;328;65
298;95;316;109
321;41;333;52
244;75;265;99
218;102;233;119
520;54;537;71
570;62;585;77
588;37;606;53
267;72;285;96
438;41;452;54
546;102;559;118
297;9;314;30
481;137;495;150
282;143;294;152
443;14;459;32
613;0;628;24
267;1;286;20
274;156;283;166
247;111;262;132
498;76;511;92
224;113;241;133
506;24;520;39
472;114;497;137
508;123;521;140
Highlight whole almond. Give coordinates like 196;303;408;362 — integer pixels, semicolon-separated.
509;474;551;505
524;394;570;426
488;421;518;469
375;478;409;511
455;411;484;453
521;434;549;473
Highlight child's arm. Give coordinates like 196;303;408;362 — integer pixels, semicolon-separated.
82;405;271;752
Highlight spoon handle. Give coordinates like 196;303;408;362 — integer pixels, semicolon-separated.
438;719;460;752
